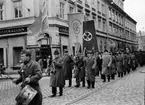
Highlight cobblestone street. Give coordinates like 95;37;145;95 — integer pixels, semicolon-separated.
0;67;144;105
69;68;145;105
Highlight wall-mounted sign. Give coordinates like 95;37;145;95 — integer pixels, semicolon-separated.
59;27;69;34
0;27;27;35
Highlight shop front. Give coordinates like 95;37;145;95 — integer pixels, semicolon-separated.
0;26;27;69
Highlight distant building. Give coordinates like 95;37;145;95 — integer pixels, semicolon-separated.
0;0;137;71
137;31;145;51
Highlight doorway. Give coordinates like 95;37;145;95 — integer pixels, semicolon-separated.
0;48;3;65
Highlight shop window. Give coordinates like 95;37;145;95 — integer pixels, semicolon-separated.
0;3;3;20
13;47;23;66
13;0;23;18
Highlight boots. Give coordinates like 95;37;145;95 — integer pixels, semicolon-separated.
92;82;95;88
102;74;106;82
87;80;90;89
107;75;110;82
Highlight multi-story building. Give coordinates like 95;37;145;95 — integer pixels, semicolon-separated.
137;31;145;51
0;0;137;71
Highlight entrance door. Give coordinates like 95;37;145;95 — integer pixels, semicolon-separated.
13;47;23;66
0;48;3;65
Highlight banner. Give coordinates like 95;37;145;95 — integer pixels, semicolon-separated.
83;20;98;52
68;13;84;55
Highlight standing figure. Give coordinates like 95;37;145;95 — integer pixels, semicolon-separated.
116;51;124;77
96;52;103;77
85;50;96;88
102;50;112;82
63;49;73;87
110;53;117;80
13;49;42;105
49;50;64;97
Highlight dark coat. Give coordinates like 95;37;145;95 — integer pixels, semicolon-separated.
63;55;73;80
116;54;124;73
50;56;65;87
16;60;42;105
110;55;117;74
85;56;96;82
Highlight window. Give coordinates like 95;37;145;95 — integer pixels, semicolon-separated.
98;16;101;29
97;1;100;12
102;4;105;14
60;2;64;19
109;22;112;32
102;19;106;32
13;1;23;18
0;3;3;20
109;8;111;19
69;6;74;13
92;14;96;20
77;7;82;13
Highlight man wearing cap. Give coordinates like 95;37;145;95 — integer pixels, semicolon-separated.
13;49;42;105
63;49;73;87
85;50;96;88
49;50;64;97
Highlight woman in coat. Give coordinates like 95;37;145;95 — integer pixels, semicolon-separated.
49;50;64;97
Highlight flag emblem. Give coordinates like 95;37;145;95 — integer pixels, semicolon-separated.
72;19;81;34
83;31;92;41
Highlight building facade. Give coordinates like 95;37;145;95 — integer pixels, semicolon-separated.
137;31;145;51
0;0;137;70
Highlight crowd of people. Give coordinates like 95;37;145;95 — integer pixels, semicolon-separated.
47;47;141;97
13;48;145;105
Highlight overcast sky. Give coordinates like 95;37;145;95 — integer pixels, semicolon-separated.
124;0;145;32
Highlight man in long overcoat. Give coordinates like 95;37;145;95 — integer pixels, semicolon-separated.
116;51;124;77
102;50;112;82
13;49;42;105
85;50;96;88
63;49;73;87
49;50;64;97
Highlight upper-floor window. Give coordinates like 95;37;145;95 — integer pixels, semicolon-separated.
13;0;23;18
97;1;100;12
69;6;74;13
0;3;4;20
98;16;101;29
60;2;64;19
92;14;96;20
102;4;105;14
109;8;111;19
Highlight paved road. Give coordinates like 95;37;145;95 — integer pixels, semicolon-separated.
0;67;144;105
69;68;145;105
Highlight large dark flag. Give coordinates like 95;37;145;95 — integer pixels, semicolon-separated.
83;20;98;52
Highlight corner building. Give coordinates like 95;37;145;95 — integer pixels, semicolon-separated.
0;0;137;71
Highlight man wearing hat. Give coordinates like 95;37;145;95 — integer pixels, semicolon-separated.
85;50;96;88
49;50;65;97
63;49;73;87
